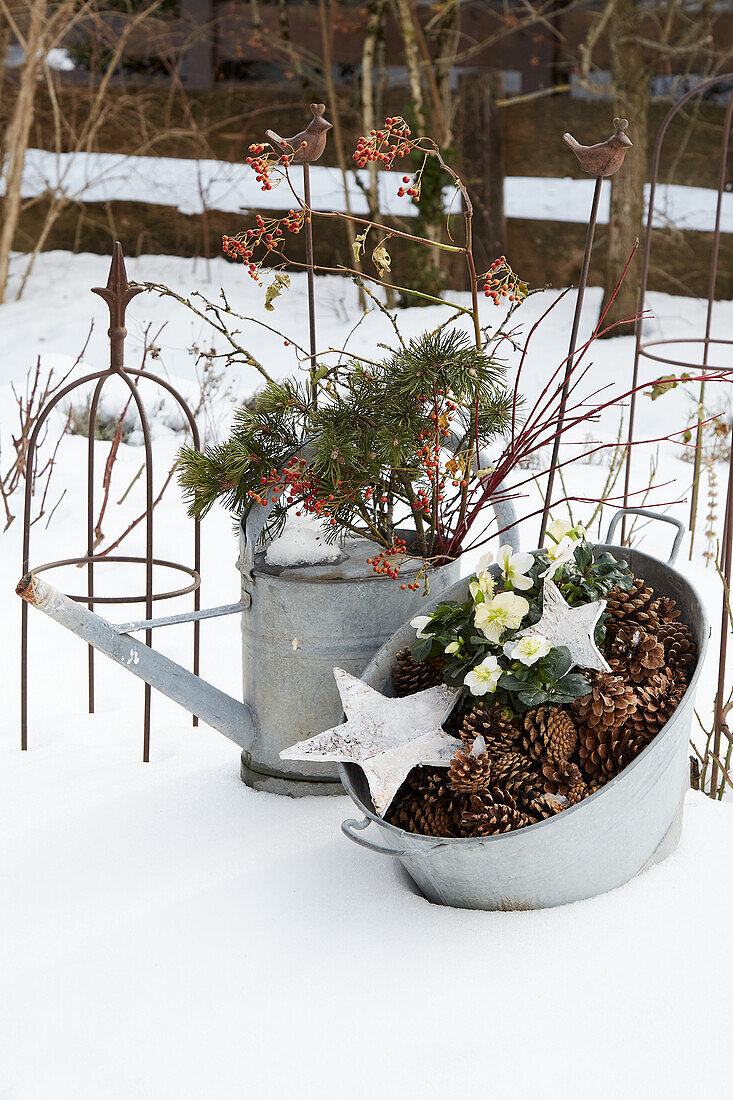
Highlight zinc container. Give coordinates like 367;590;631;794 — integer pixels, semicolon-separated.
340;512;708;909
238;494;519;795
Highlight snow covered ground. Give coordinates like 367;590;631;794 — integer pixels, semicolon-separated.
5;147;733;233
1;251;733;1097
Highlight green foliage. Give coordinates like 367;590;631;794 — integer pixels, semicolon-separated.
410;538;631;719
178;327;512;558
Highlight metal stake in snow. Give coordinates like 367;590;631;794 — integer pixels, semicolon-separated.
265;104;333;401
538;118;633;545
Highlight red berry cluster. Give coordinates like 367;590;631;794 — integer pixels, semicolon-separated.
397;172;421;202
246;144;275;191
222;208;305;278
413;389;460;514
367;537;408;581
483;256;522;304
254;458;344;527
353;116;414;171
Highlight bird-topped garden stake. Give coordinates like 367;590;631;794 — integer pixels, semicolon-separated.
539;116;633;545
263;104;333;388
563;117;633;178
265;103;333;165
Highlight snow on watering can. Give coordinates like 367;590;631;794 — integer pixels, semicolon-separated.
17;492;519;796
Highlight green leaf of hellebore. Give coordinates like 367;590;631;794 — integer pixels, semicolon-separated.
410;636;434;663
544;646;573;681
558;673;592;697
517;689;546;708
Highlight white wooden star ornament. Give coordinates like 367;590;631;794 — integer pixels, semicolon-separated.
280;669;459;816
518;577;610;673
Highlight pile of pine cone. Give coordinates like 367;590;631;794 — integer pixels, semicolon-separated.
387;577;696;839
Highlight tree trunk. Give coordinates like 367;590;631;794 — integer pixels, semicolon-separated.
393;0;426;132
361;0;395;306
600;0;649;335
456;71;505;273
0;0;47;304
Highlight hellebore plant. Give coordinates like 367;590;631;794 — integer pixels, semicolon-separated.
410;521;633;716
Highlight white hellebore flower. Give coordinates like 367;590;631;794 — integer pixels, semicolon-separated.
540;535;577;579
444;641;461;655
505;633;552;667
474;591;529;645
464;655;502;696
496;543;534;591
469;551;496;601
410;615;433;639
545;518;587;545
469;570;495;601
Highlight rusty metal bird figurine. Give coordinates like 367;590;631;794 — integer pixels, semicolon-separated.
265;103;333;164
563;117;632;178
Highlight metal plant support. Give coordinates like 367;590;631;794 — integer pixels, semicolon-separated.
539;118;632;544
623;73;733;795
20;242;202;762
265;103;333;385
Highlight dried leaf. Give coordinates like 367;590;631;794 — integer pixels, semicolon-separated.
353;228;369;262
372;242;392;278
645;372;690;400
264;272;290;311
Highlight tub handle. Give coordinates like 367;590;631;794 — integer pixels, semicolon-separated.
341;816;409;857
605;508;685;566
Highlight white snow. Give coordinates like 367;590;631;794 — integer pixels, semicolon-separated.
265;511;341;566
5;149;733;233
505;175;733;232
1;250;733;1097
2;148;446;218
4;46;76;71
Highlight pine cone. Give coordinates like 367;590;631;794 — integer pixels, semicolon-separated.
628;672;686;744
657;621;696;678
573;672;637;731
563;762;588;805
578;724;624;780
609;628;666;684
460;794;530;837
541;758;585;797
388;771;461;838
459;705;519;755
499;769;546;813
386;767;450;835
605;577;657;639
491;749;539;787
448;743;492;795
522;707;578;767
587;775;608;795
649;596;681;626
391;647;444;698
528;793;567;819
611;726;647;772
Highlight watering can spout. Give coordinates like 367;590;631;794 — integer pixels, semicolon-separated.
16;572;253;750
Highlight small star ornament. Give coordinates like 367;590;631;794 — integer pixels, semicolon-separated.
280;669;459;816
518;577;610;673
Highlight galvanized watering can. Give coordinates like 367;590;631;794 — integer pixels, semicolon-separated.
17;494;518;796
340;510;709;910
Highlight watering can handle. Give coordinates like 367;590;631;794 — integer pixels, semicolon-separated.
341;816;411;857
605;508;685;566
240;501;269;580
